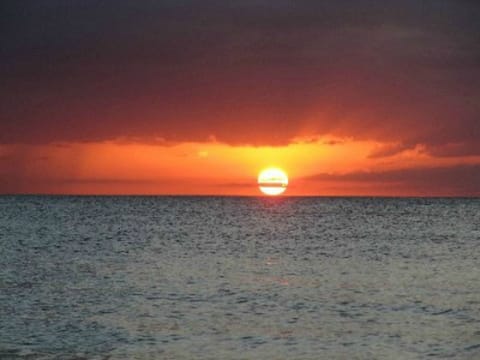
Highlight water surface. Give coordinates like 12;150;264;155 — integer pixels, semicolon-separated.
1;196;479;359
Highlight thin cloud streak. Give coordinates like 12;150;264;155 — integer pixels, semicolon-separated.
303;164;480;196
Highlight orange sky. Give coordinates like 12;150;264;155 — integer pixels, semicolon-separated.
1;2;479;196
1;137;479;196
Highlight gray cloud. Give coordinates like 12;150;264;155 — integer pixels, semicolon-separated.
0;0;479;155
304;164;480;196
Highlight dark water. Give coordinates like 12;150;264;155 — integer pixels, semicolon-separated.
1;196;479;359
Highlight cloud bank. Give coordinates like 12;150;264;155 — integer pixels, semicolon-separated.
1;0;479;157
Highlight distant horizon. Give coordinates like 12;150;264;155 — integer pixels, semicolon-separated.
2;193;479;199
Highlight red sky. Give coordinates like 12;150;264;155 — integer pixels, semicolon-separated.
1;1;479;196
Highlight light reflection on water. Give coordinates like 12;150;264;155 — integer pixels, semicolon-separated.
0;196;479;359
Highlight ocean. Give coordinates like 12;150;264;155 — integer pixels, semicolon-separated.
1;196;479;359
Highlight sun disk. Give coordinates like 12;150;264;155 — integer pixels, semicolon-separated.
258;168;288;196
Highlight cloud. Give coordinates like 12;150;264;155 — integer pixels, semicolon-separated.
303;164;480;196
0;1;479;156
368;142;418;158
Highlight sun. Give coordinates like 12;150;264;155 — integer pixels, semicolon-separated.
258;168;288;196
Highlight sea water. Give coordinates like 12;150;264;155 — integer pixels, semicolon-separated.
1;196;479;359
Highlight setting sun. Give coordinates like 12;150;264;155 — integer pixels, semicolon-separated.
258;168;289;196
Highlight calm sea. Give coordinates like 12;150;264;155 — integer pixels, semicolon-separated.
1;196;479;359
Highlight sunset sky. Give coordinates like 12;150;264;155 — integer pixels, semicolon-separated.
1;1;479;196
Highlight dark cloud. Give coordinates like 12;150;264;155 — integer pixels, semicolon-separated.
304;164;480;196
1;1;479;155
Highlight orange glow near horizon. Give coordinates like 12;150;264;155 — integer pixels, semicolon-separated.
1;137;479;196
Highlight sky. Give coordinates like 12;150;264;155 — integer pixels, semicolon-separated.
1;0;479;195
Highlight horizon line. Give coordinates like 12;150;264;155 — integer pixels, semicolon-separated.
0;194;479;199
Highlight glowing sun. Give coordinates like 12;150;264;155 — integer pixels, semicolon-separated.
258;168;288;196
